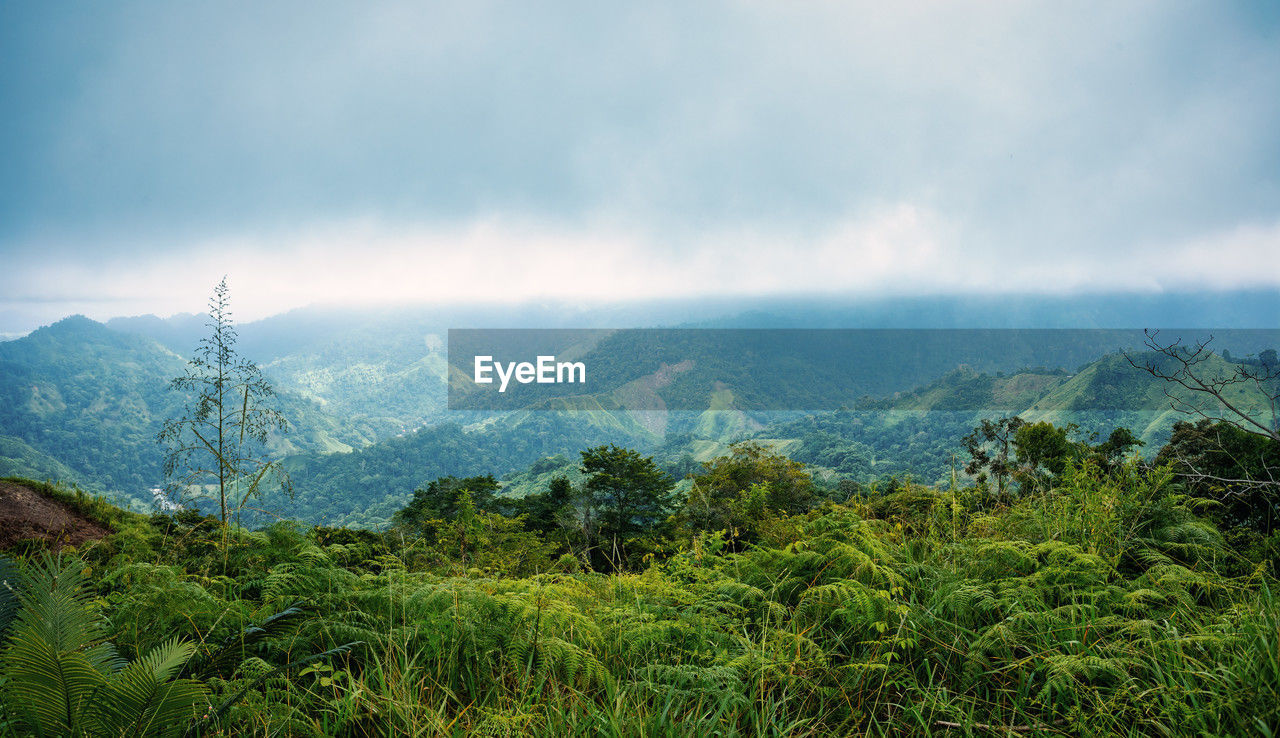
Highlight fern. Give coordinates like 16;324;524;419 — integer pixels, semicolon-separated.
96;638;207;737
0;554;208;738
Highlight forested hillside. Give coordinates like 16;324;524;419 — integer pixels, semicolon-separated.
5;313;1277;531
0;317;371;506
2;411;1277;735
1;310;1276;735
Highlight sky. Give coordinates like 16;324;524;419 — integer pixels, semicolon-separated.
2;1;1279;333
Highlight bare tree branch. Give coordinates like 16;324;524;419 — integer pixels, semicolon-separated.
1123;329;1279;443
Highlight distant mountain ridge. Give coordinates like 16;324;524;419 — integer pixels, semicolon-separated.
449;327;1279;414
3;300;1276;526
0;316;368;507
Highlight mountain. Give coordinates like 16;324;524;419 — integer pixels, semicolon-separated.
755;349;1279;489
112;309;452;437
104;313;210;356
1018;350;1278;446
0;316;188;501
99;295;1280;445
273;349;1240;528
8;303;1276;527
271;407;659;527
448;327;1280;414
0;316;366;508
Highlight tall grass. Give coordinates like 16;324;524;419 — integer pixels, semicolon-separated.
1;465;1277;736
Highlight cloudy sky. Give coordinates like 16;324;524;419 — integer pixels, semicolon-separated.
2;1;1278;332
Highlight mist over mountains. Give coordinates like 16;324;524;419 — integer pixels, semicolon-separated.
5;287;1278;343
0;290;1275;527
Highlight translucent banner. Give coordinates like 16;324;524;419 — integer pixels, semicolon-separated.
446;328;1280;412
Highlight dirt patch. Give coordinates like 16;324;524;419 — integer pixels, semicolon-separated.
0;481;112;550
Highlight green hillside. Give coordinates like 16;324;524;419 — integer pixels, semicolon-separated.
0;435;82;486
5;316;1275;529
259;325;450;440
1020;351;1279;446
496;454;586;499
111;309;455;440
208;348;1279;528
272;410;659;528
0;316;367;507
0;316;189;500
447;328;1203;412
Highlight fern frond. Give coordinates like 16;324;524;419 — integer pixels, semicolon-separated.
96;637;207;738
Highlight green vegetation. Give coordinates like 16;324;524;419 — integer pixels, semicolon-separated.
159;278;292;524
276;348;1276;530
256;321;449;441
5;313;1277;535
0;554;208;737
1156;419;1280;542
1;412;1276;736
0;316;370;508
273;415;650;529
3;311;1277;735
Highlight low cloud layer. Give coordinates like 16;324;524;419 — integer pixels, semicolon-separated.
2;2;1278;330
4;211;1278;329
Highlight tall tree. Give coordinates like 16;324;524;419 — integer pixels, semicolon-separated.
513;475;578;537
1012;420;1078;491
580;444;674;569
680;441;816;543
158;278;290;524
394;474;501;529
963;416;1026;499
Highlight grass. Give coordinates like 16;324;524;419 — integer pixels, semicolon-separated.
1;461;1278;736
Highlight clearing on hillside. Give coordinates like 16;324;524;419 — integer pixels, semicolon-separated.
0;480;111;550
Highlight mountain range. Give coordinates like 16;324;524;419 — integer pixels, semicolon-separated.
1;294;1275;527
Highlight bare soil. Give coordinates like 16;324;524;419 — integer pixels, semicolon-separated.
0;480;111;550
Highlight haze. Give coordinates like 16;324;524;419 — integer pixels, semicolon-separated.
2;2;1278;332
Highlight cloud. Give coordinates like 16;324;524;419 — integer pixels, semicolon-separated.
1;1;1278;329
3;209;1277;330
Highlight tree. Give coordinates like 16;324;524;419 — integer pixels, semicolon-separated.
423;489;555;576
962;416;1026;499
1156;419;1280;535
394;475;502;529
1125;331;1279;534
1091;427;1144;471
512;475;578;537
580;444;675;569
1012;420;1077;491
1125;330;1279;443
158;277;290;525
679;441;816;545
1010;422;1144;492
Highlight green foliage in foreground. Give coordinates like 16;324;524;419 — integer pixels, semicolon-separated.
0;554;207;737
0;457;1277;736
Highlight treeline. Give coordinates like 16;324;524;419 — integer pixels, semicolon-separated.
388;440;820;573
272;415;652;529
380;417;1279;576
